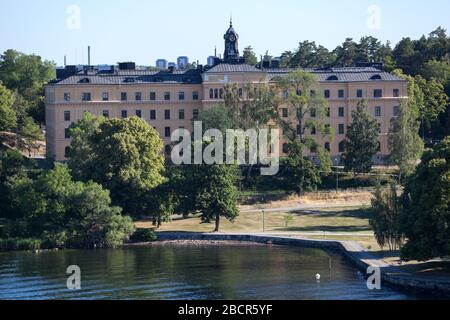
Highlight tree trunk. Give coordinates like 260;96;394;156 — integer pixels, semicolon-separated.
214;213;220;232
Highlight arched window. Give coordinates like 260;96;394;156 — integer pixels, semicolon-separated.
219;88;224;99
209;89;214;99
370;74;382;81
326;75;338;81
324;142;331;152
214;89;219;99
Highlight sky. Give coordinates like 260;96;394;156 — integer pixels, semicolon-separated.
1;0;449;67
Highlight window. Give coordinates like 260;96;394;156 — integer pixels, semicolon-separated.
214;89;219;99
375;106;381;117
357;89;363;98
121;110;127;118
150;110;156;120
324;90;330;99
193;109;199;120
136;110;142;118
64;111;71;121
121;92;127;101
296;125;302;135
103;110;109;118
165;127;171;137
338;107;345;117
310;108;316;118
165;110;171;120
393;89;400;97
283;90;289;100
209;89;214;99
150;92;156;101
81;92;91;101
282;108;288;118
339;141;346;153
338;90;345;98
135;92;142;101
219;89;224;99
324;142;330;152
393;106;400;117
326;107;331;117
339;124;345;135
374;89;383;98
64;128;70;139
282;143;289;154
193;91;199;100
311;126;316;135
164;92;170;101
178;91;185;101
64;93;71;101
102;92;109;101
179;109;185;120
238;88;243;98
64;147;70;158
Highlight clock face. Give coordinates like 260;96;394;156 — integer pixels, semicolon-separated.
229;35;236;42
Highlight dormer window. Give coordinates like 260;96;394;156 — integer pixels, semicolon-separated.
370;74;382;81
326;75;338;81
79;78;90;84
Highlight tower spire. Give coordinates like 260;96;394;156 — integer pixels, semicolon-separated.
230;15;232;27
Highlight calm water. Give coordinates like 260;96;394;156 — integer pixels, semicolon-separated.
0;245;418;300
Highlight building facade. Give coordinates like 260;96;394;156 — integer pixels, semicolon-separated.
45;23;407;162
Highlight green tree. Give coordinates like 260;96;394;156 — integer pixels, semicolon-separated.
281;140;321;195
0;50;55;124
67;115;165;216
243;46;258;66
400;137;450;261
333;38;359;67
0;83;17;132
8;164;134;248
388;100;424;180
18;116;44;157
343;100;380;173
195;164;239;232
370;182;404;251
197;104;237;133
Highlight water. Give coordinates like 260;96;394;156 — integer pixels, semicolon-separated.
0;245;418;300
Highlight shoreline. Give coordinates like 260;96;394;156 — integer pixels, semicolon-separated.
143;232;450;297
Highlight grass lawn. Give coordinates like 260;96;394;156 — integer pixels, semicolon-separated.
137;207;374;239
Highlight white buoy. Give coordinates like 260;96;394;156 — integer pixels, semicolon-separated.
315;274;321;281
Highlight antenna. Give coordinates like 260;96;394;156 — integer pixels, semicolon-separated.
214;46;217;57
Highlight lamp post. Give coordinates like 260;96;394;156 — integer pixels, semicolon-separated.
262;209;265;233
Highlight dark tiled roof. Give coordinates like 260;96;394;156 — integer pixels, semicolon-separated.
266;67;404;82
206;63;263;73
53;69;203;85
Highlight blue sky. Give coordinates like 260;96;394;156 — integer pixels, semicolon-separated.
1;0;449;66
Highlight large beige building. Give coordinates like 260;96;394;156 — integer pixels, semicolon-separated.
45;23;407;163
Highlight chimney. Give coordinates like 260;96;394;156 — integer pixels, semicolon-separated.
88;46;91;66
64;55;67;66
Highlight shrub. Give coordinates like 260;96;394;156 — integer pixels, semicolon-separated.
0;238;42;251
130;229;157;243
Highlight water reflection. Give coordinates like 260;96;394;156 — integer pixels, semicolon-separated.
0;245;416;300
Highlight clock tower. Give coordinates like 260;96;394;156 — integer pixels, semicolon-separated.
223;19;240;63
